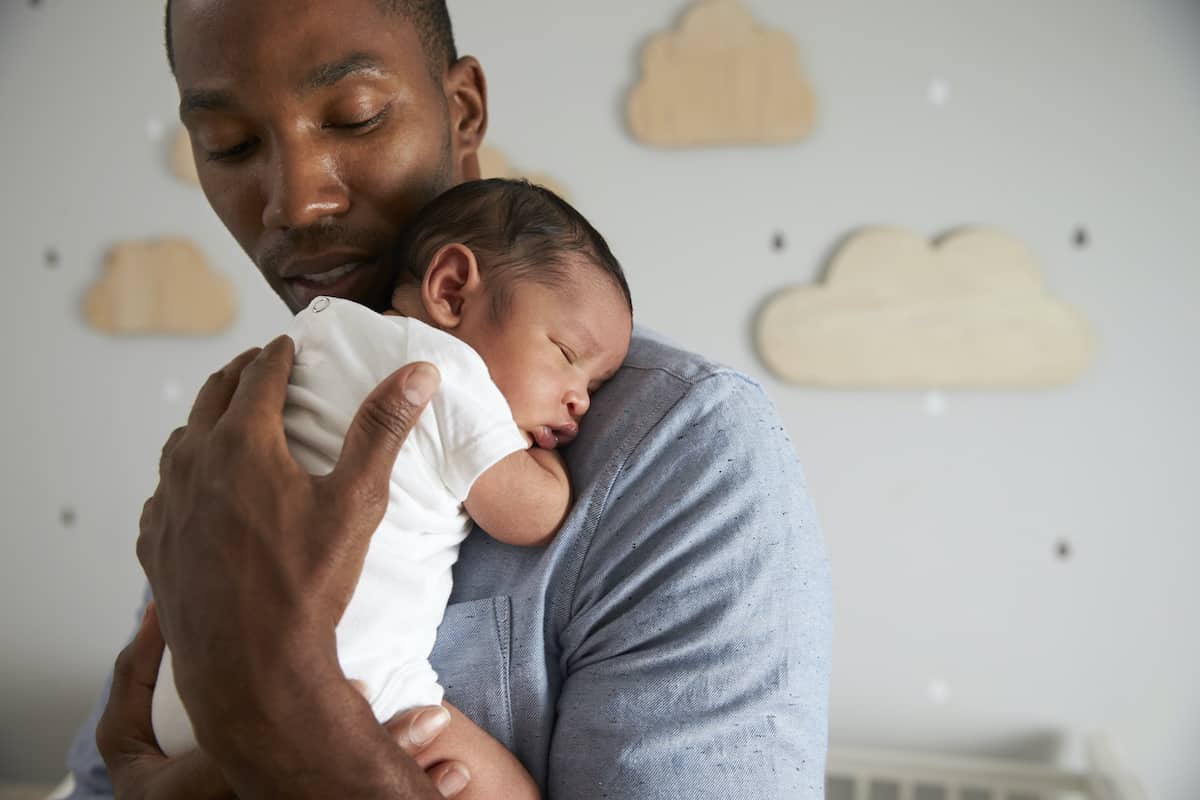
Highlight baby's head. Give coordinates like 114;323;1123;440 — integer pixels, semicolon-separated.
389;179;633;449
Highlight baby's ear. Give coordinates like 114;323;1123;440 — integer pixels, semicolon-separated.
421;243;483;328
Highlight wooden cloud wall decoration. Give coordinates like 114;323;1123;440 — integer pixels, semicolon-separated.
477;145;570;201
627;0;816;147
756;228;1096;389
85;238;236;335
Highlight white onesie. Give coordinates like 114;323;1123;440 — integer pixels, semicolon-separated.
151;296;528;756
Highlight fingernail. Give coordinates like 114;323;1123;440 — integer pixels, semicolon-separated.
410;706;451;747
403;363;440;406
436;764;470;796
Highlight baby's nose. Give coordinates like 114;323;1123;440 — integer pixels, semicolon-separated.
567;392;589;419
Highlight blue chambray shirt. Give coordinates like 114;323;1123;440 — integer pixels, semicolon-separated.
65;328;832;798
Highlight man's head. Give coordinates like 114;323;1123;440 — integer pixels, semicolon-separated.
170;0;487;313
388;179;634;449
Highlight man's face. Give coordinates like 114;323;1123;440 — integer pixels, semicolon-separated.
172;0;487;313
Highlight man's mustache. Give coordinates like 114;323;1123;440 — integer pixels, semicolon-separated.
259;222;388;274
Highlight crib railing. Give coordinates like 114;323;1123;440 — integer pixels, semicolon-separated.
825;737;1146;800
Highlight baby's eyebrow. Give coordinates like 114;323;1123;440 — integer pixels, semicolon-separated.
564;321;601;356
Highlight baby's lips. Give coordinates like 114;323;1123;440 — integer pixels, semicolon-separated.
551;422;579;448
532;426;559;450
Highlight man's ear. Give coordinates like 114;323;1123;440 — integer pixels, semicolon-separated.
421;244;484;328
444;56;488;182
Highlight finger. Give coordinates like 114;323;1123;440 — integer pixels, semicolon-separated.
428;762;471;798
222;336;296;430
382;704;451;755
138;494;159;544
136;494;161;580
188;348;262;430
122;603;165;693
97;604;166;761
158;426;187;480
327;362;439;504
160;426;186;462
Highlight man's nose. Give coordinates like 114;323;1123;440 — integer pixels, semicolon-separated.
261;139;350;230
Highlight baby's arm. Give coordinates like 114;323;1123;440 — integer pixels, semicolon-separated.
414;703;540;800
464;447;570;547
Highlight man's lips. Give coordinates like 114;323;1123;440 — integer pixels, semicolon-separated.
281;255;379;309
279;252;374;281
293;262;360;286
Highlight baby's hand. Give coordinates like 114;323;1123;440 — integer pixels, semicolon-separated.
349;682;470;798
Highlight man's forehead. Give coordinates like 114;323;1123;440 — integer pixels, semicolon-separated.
170;0;410;65
171;0;426;90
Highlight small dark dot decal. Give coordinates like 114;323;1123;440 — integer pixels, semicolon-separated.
1073;227;1089;249
1055;539;1072;560
771;232;786;253
60;507;77;527
45;248;60;268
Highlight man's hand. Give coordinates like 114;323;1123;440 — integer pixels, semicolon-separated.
134;337;448;798
97;604;232;800
97;605;471;798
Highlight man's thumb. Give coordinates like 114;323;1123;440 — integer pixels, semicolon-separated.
332;362;440;500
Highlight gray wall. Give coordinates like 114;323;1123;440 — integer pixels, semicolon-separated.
2;1;1198;797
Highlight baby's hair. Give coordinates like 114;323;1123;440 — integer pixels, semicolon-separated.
391;178;632;319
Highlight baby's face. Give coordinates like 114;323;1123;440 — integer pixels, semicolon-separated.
457;267;632;449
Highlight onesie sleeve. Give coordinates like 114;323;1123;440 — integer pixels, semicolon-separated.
424;341;529;501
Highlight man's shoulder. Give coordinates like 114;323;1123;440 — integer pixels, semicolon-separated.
613;327;776;426
624;326;729;386
568;327;786;492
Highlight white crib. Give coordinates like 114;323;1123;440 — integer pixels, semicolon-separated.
826;737;1146;800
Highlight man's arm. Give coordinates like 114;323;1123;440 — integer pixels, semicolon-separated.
464;447;570;548
549;372;832;798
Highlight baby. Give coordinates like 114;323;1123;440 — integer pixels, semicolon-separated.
150;179;633;794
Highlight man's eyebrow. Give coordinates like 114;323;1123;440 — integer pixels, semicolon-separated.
178;53;388;117
301;52;388;92
179;88;236;116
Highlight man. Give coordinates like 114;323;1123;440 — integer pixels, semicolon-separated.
66;1;832;797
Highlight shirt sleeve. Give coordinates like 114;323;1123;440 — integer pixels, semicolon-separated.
548;372;832;799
